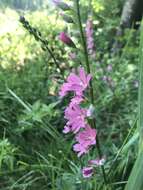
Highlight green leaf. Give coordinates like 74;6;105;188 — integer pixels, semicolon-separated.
125;20;143;190
125;151;143;190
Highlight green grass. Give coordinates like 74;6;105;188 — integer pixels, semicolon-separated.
125;20;143;190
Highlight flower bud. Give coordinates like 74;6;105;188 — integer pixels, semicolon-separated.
59;32;76;48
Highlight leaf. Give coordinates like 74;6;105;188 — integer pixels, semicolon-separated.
125;151;143;190
125;20;143;190
56;173;77;190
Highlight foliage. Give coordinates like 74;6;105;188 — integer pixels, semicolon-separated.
125;19;143;190
0;0;140;189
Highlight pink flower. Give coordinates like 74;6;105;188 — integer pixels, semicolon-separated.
73;143;89;157
66;71;91;95
63;104;87;134
86;20;94;37
85;19;96;55
69;96;84;106
59;32;76;48
88;158;105;166
59;83;71;97
82;167;93;178
62;125;71;133
75;125;97;145
59;67;92;97
73;125;97;156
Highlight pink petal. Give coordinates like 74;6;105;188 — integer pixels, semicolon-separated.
63;125;71;133
88;158;105;166
67;73;81;84
59;83;70;97
79;67;87;84
82;167;93;178
87;74;92;85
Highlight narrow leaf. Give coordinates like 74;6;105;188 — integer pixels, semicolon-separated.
125;20;143;190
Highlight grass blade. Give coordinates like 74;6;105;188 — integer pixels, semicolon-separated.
125;20;143;190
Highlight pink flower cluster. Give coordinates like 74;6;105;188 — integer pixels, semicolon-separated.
73;125;97;157
59;67;91;97
59;67;97;157
85;19;96;57
59;67;105;178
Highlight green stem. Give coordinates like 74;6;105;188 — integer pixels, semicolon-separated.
75;0;90;73
75;0;107;185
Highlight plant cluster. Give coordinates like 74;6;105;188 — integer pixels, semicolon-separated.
0;0;140;189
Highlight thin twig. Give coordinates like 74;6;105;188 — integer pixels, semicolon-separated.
19;16;64;77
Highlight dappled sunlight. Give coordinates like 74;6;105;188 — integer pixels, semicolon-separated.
0;8;65;69
0;9;19;35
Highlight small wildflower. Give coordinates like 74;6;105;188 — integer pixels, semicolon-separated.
75;125;96;145
70;96;84;106
73;125;97;156
63;104;87;133
85;19;96;56
82;167;93;178
73;143;89;157
88;158;105;166
62;125;71;134
59;83;71;97
59;67;92;97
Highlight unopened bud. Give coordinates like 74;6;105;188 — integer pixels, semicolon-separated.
59;32;76;48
